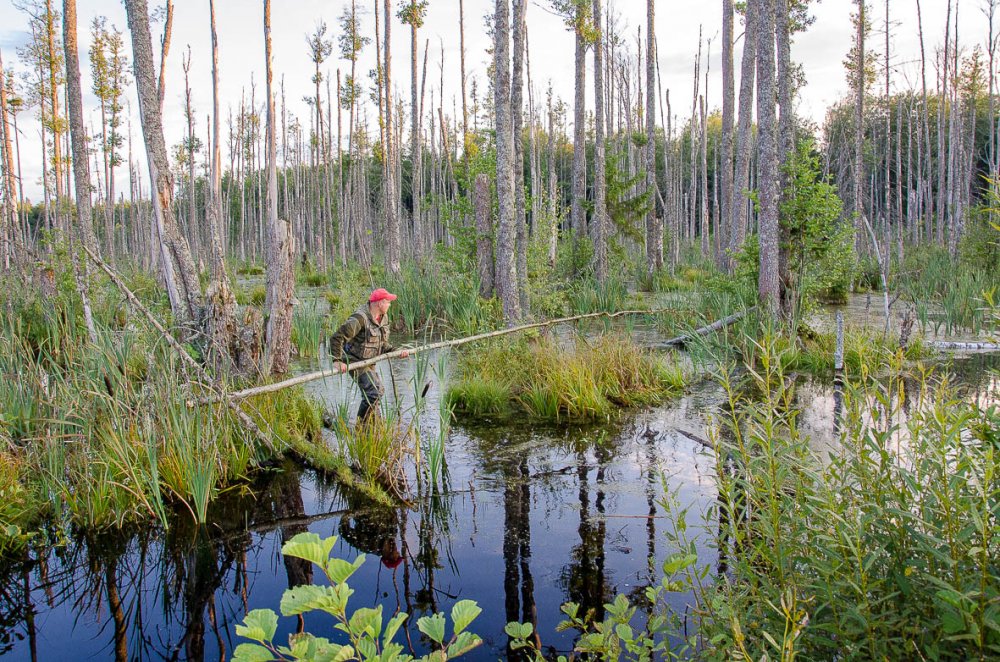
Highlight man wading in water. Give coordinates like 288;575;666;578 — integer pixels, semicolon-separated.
327;288;409;425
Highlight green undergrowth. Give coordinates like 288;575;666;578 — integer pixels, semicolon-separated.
385;261;502;336
0;256;348;550
682;336;1000;659
445;334;685;422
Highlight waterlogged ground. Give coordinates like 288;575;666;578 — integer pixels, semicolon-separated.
0;320;996;661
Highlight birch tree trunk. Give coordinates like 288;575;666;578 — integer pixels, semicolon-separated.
852;0;868;254
263;0;293;375
646;0;662;273
0;51;19;269
207;0;227;284
547;86;558;267
570;4;588;239
384;0;401;272
592;0;607;283
730;1;757;267
63;0;99;255
407;2;422;256
124;0;201;325
755;0;780;311
475;172;495;298
775;0;793;317
720;0;735;271
494;0;521;324
513;0;528;310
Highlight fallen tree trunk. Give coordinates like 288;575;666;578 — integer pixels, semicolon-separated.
655;309;753;348
927;340;1000;351
210;308;666;403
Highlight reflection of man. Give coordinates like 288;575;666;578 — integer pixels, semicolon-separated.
380;539;403;570
338;507;403;571
328;288;409;423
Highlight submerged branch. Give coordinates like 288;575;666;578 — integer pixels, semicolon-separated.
655;308;753;348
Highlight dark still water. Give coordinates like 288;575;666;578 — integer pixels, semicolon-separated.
0;348;721;661
2;341;995;661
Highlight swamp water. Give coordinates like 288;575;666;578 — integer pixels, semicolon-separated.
0;323;996;661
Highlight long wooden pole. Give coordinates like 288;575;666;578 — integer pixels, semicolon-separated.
215;309;669;403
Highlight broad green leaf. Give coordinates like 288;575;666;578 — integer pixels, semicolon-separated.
615;623;634;642
281;583;353;617
232;643;274;662
236;609;278;644
417;613;446;644
447;631;482;657
450;599;482;635
349;606;383;640
504;622;534;640
356;637;378;660
327;554;366;584
281;532;337;567
560;602;580;620
383;612;408;644
940;608;965;635
314;644;356;662
380;642;405;660
290;633;320;659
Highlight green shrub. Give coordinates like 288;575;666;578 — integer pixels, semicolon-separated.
234;532;484;661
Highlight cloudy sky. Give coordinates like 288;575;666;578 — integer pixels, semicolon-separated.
0;0;989;201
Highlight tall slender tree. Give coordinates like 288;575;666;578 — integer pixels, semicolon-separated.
62;0;98;253
729;2;758;267
755;0;780;310
553;0;592;239
0;51;18;269
495;0;520;323
383;0;401;272
399;1;427;254
124;0;200;324
592;0;607;283
646;0;662;273
720;0;735;270
263;0;293;375
512;0;529;309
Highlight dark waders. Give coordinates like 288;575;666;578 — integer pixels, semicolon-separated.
354;366;384;422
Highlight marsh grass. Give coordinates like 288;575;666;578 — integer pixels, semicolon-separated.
386;262;501;335
330;409;412;497
296;260;328;288
446;334;685;422
687;335;1000;659
898;246;999;335
291;300;326;359
566;276;629;314
236;283;267;306
0;260;329;538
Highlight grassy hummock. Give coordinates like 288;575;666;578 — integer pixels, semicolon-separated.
445;334;685;422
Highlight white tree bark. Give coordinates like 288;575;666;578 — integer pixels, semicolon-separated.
263;0;293;375
494;0;521;324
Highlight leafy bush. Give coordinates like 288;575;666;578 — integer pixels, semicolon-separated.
698;338;1000;659
234;532;484;661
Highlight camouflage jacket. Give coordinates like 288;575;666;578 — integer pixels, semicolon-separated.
328;305;394;362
